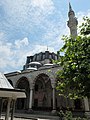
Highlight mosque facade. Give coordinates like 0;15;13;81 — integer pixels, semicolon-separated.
5;3;90;114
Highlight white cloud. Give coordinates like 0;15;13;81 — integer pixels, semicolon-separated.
15;37;29;49
32;44;54;54
1;0;54;28
42;17;69;51
31;0;54;13
0;32;13;69
0;32;55;73
0;33;29;72
76;9;90;33
0;33;13;57
0;32;4;38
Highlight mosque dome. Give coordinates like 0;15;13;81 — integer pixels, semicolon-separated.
43;63;54;66
27;67;37;71
29;62;42;68
23;51;59;70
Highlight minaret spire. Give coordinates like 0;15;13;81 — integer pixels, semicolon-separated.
69;2;72;11
68;2;75;17
67;2;78;37
47;46;48;51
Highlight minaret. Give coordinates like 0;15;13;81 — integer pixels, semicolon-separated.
67;2;78;37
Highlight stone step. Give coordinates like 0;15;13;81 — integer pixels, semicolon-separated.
14;113;60;120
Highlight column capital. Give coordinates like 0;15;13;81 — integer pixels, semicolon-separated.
51;82;56;89
84;97;89;111
30;83;34;90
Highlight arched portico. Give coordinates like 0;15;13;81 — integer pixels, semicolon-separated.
33;73;53;111
15;77;30;110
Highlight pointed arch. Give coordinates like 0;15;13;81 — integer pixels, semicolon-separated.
33;73;52;111
15;76;30;110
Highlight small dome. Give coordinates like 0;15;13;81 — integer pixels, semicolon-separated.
29;62;42;69
29;62;42;65
44;63;54;66
27;67;37;70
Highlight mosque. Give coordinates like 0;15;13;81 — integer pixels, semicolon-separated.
4;3;90;114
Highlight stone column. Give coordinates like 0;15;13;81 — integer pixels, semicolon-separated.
28;86;34;113
84;98;89;111
11;99;16;120
51;83;56;114
0;98;3;119
5;98;11;120
29;88;33;109
84;97;90;118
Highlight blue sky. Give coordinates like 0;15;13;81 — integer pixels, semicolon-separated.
0;0;90;73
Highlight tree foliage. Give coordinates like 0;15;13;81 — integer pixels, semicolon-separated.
56;17;90;98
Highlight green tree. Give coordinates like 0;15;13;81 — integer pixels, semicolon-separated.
56;17;90;98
